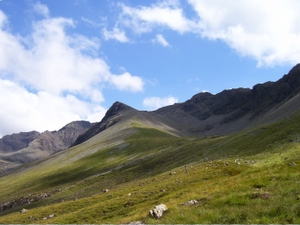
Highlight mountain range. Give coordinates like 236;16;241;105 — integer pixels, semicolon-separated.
1;63;300;171
0;64;300;224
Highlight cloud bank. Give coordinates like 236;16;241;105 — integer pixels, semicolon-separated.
0;6;144;137
114;0;300;66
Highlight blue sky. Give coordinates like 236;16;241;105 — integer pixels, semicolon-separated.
0;0;299;136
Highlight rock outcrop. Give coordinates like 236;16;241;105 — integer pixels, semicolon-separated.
149;204;168;219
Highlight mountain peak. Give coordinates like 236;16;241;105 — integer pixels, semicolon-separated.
107;101;135;116
288;63;300;75
71;101;136;147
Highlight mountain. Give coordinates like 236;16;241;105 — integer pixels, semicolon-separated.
73;63;300;146
72;101;184;147
153;63;300;136
0;121;93;169
2;64;300;168
0;65;300;224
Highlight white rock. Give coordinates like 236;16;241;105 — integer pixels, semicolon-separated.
149;204;168;219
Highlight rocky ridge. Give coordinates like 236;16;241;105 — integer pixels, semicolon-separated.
0;121;93;166
74;64;300;144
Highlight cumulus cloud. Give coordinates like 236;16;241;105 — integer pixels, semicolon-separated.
152;34;170;47
103;27;129;42
143;95;178;110
33;2;50;17
0;78;106;137
116;0;300;66
188;0;300;66
118;0;197;34
0;4;144;136
110;72;144;92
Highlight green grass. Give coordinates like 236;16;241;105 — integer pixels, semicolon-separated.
0;113;300;223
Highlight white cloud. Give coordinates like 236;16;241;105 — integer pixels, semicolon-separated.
143;95;178;110
152;34;170;47
118;0;196;34
115;0;300;66
103;27;129;42
33;2;50;18
0;79;107;137
0;5;144;136
188;0;300;66
110;72;144;92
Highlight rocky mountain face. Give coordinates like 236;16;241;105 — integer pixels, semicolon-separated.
152;63;300;136
0;121;93;165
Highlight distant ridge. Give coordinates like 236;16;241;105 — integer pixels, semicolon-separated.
153;63;300;136
0;121;93;166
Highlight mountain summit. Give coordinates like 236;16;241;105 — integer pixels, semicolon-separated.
71;102;137;146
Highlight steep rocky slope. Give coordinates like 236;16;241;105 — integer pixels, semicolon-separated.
152;63;300;136
0;121;93;166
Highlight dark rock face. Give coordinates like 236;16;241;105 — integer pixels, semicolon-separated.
154;63;300;135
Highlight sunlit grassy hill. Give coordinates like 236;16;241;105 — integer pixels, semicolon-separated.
0;109;300;224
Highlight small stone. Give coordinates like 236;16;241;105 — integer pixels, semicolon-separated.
128;221;144;224
182;200;199;206
20;208;28;213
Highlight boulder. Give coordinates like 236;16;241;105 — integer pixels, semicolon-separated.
149;204;168;219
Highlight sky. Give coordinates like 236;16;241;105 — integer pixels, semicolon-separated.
0;0;300;137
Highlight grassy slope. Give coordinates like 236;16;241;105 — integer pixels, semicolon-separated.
0;113;300;224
